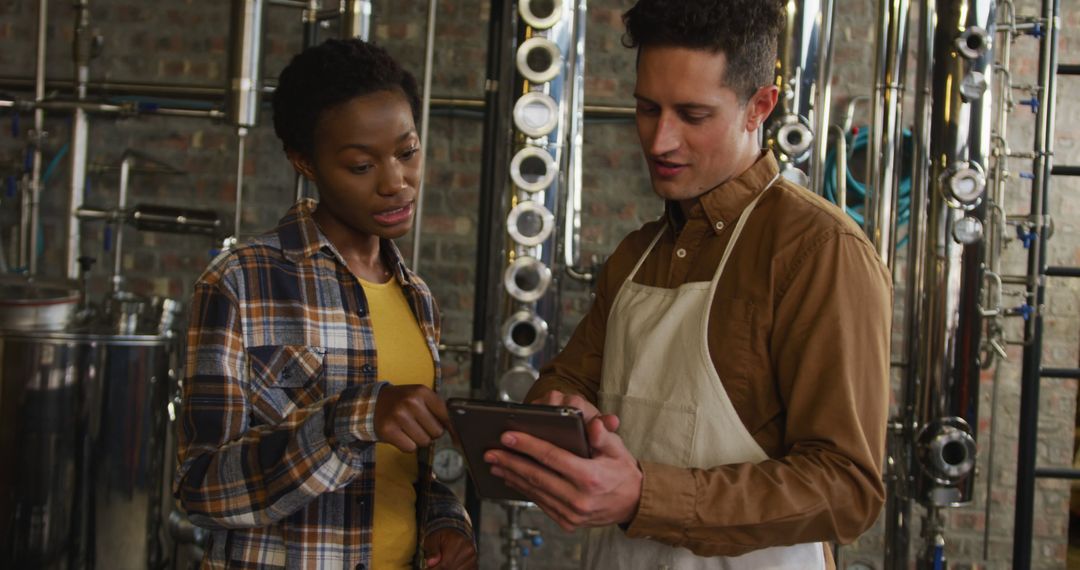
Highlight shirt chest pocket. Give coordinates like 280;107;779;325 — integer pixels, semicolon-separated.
246;345;327;424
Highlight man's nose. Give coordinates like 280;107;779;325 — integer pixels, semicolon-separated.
648;114;681;157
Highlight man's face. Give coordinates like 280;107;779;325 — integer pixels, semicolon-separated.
634;45;764;209
294;90;422;241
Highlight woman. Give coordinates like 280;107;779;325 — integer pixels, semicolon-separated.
175;39;476;570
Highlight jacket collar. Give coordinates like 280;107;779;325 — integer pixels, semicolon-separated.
276;198;413;284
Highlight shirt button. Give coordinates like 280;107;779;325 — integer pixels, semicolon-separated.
675;248;687;258
715;220;725;231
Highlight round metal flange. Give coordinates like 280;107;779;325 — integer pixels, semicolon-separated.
510;146;557;192
503;255;553;302
516;36;563;84
506;201;555;246
501;310;549;357
519;0;562;30
513;92;560;138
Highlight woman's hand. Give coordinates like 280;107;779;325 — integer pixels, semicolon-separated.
423;528;477;569
373;385;449;452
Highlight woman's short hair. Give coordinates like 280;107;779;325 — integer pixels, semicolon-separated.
272;38;421;156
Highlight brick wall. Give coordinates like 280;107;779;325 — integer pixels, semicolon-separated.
0;0;1076;568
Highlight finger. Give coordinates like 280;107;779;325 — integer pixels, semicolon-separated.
530;390;564;406
397;415;436;449
409;400;447;441
495;464;579;531
422;389;451;428
499;430;592;481
600;413;620;432
586;416;627;456
485;445;584;520
379;426;417;453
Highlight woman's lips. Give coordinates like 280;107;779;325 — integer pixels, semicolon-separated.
373;203;414;226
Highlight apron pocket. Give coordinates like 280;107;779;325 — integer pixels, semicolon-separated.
600;391;696;468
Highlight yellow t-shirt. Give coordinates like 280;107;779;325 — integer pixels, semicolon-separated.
360;277;435;570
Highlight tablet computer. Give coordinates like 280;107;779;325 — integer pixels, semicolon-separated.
447;398;591;502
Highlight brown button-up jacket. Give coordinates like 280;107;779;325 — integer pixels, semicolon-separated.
527;152;891;566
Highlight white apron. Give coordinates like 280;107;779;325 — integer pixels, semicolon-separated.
583;175;825;570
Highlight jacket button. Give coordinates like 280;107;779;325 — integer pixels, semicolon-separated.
355;564;366;570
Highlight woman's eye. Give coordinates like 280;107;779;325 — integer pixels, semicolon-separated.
401;147;420;160
349;164;373;174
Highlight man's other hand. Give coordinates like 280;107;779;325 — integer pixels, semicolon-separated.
529;390;620;432
373;385;449;453
483;415;642;532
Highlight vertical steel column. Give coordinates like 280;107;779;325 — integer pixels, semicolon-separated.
1012;0;1060;566
67;0;91;279
467;0;516;533
24;0;49;275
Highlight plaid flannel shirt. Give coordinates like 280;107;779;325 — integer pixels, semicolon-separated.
175;199;472;570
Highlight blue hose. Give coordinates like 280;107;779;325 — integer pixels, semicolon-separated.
823;126;913;247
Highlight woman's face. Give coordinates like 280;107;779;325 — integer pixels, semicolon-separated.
294;89;422;241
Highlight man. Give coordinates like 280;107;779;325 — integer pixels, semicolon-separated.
483;1;891;568
175;39;475;569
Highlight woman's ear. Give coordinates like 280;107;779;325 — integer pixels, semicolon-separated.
745;84;780;132
287;149;315;181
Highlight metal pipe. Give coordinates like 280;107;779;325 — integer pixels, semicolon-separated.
411;0;438;271
0;77;643;119
866;0;911;269
22;99;226;119
563;0;592;283
268;0;306;7
468;0;516;538
341;0;372;40
228;0;266;128
765;0;836;193
882;47;926;566
302;0;320;48
234;128;248;242
112;154;133;292
67;0;92;280
24;0;49;275
829;125;848;214
1013;0;1059;566
808;0;836;195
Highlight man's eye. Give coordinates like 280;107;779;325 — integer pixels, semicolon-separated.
636;105;659;116
681;112;709;124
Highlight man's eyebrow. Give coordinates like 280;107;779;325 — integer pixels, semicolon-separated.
633;93;714;112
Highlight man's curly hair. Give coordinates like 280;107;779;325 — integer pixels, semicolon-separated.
272;38;421;156
623;0;784;102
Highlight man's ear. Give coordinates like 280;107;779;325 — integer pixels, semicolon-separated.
745;84;780;132
287;149;315;181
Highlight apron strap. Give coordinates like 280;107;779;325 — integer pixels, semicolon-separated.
625;224;668;283
707;172;782;295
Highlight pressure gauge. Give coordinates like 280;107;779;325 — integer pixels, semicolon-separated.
433;447;465;482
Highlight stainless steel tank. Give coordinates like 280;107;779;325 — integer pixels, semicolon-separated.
0;284;178;569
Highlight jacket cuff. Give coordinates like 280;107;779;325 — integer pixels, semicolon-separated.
332;381;387;446
625;461;695;542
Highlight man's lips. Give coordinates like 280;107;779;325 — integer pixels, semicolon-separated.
372;203;414;225
651;158;687;178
